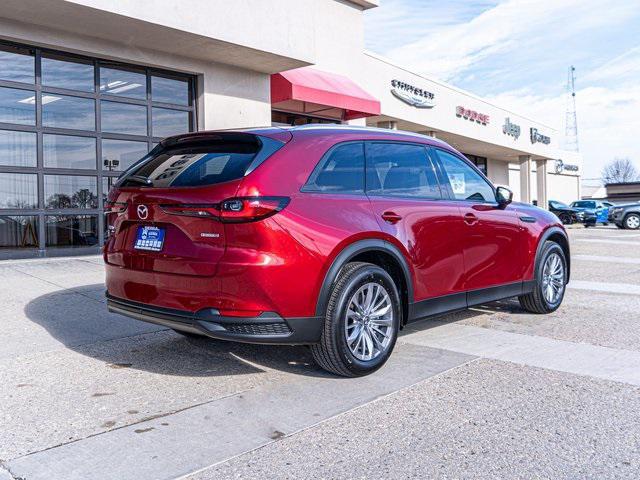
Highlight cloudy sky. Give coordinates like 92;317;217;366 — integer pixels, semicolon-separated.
363;0;640;182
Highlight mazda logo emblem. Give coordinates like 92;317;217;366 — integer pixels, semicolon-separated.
137;205;149;220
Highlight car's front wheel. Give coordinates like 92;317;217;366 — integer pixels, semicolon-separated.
519;241;567;314
559;213;572;225
311;262;401;377
624;213;640;230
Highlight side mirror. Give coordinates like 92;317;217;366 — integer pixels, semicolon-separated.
496;185;513;207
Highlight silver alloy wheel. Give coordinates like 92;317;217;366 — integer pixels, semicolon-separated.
541;252;565;305
344;282;394;361
626;215;640;229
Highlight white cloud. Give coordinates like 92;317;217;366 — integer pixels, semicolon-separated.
365;0;640;182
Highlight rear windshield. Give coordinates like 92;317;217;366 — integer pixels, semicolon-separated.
118;134;284;188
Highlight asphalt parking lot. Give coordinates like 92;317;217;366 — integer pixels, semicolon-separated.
1;226;640;480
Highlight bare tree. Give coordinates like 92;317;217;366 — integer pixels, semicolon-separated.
602;158;639;184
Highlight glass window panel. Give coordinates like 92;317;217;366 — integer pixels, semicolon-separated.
101;139;147;171
152;107;189;138
366;143;441;198
0;45;35;84
0;173;38;209
44;175;98;209
101;100;147;136
99;66;146;99
43;134;96;169
46;214;98;247
0;86;36;125
0;215;39;249
41;54;94;92
42;94;95;130
152;76;189;105
304;143;364;193
0;130;37;167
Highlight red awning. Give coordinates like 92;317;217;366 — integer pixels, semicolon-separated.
271;67;381;120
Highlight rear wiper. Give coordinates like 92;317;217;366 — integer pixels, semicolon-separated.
123;175;153;187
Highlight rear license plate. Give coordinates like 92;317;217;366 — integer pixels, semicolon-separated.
134;225;165;252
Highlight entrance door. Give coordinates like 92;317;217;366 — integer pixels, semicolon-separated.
365;142;466;314
430;148;527;300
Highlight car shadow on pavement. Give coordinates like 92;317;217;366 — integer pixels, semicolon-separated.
24;284;329;379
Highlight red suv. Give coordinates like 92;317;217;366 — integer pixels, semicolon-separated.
104;126;570;376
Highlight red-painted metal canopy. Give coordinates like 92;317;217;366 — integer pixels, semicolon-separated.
271;67;381;120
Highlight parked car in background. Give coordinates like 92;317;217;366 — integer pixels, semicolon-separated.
570;200;609;226
610;203;640;229
103;125;570;377
548;200;584;225
602;201;616;221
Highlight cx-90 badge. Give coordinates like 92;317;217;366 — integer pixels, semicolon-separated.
137;204;149;220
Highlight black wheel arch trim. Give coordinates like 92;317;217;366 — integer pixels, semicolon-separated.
535;226;571;283
315;239;414;317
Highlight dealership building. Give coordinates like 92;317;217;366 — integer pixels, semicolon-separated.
0;0;582;258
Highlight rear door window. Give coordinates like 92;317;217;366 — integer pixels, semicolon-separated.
365;142;441;199
303;142;364;193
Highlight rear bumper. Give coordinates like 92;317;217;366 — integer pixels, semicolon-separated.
106;293;323;345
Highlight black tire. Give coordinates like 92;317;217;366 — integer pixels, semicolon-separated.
519;241;567;314
311;262;401;377
616;223;624;229
603;222;609;226
624;213;640;230
559;213;572;225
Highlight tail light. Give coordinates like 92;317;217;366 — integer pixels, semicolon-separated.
104;201;127;239
220;197;290;223
104;201;127;213
160;196;290;223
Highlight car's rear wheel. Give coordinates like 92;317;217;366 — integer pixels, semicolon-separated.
519;241;567;314
624;213;640;230
311;262;400;377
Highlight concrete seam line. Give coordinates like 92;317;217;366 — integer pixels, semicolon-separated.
8;265;105;305
6;387;255;463
0;255;102;266
172;356;482;480
3;326;171;364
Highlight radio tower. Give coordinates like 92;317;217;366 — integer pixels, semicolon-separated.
564;65;579;151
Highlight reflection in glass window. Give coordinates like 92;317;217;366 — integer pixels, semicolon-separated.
0;173;38;208
0;130;37;167
0;45;35;84
102;139;148;171
435;149;495;202
366;143;441;198
43;135;96;169
0;215;39;249
46;215;98;247
0;87;36;125
152;76;189;105
304;143;364;193
101;100;147;136
102;176;118;202
41;55;94;91
42;94;95;130
99;67;146;99
152;108;189;138
44;175;98;209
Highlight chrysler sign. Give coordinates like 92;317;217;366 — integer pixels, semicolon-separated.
391;80;436;108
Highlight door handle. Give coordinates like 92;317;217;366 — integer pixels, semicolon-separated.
464;212;478;225
381;211;402;224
